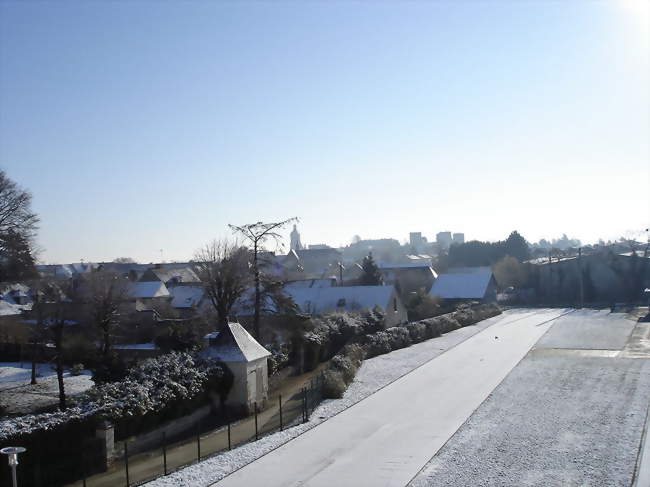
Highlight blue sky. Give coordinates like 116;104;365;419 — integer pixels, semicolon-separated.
1;1;648;263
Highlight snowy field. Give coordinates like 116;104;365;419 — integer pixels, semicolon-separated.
409;309;650;487
0;362;93;414
535;309;637;350
409;354;650;487
145;309;525;487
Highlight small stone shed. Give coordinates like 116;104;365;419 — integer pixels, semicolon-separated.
203;322;271;413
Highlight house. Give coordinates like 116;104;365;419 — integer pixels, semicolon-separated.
379;262;438;296
36;262;99;280
138;266;201;287
168;285;207;316
295;248;343;278
429;267;497;303
284;285;408;328
405;254;433;265
284;278;337;290
202;323;271;413
129;281;172;314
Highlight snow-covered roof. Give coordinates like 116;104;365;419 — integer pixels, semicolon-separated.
169;285;204;308
114;343;157;350
379;262;436;270
140;266;201;285
203;323;270;363
429;272;494;299
406;254;433;260
22;318;79;326
130;281;170;299
445;266;492;274
285;285;395;314
285;278;336;290
0;301;29;316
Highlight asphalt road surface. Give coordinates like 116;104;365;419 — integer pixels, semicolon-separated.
214;308;569;487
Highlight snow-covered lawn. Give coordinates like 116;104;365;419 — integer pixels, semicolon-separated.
0;362;93;414
408;354;650;486
535;308;637;350
145;309;517;487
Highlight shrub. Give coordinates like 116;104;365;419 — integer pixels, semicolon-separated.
405;322;427;343
386;326;412;350
364;331;392;359
322;369;347;399
71;363;84;376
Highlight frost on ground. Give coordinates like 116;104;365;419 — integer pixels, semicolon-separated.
535;309;636;350
0;362;93;414
408;354;650;487
145;311;510;487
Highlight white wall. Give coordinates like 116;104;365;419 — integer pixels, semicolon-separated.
224;358;269;413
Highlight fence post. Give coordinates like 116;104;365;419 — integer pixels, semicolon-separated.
196;420;201;462
279;394;283;431
81;447;87;487
227;421;231;450
254;402;259;441
124;441;130;487
162;431;167;475
302;387;307;423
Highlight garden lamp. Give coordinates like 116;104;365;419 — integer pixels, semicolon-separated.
1;447;26;487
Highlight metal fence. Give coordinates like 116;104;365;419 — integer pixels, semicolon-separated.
48;372;324;487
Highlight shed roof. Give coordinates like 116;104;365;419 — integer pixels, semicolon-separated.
204;322;270;363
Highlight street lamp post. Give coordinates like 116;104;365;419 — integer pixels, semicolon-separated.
1;447;26;487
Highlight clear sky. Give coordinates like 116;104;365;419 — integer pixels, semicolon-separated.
0;1;648;264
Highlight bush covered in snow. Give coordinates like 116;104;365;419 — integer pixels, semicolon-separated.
0;352;230;443
322;304;501;398
266;342;291;376
293;307;385;373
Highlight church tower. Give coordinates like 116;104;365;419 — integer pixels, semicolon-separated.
290;224;303;251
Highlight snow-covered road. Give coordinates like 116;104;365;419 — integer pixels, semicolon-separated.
214;308;568;487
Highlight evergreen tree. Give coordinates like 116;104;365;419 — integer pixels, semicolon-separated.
0;230;38;281
504;231;530;262
359;253;383;285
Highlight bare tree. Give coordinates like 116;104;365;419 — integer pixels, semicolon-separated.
0;171;39;280
0;170;39;239
27;279;51;385
80;270;130;362
229;218;298;339
194;239;249;331
28;279;71;410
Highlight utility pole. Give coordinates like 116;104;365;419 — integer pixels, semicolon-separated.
578;247;584;309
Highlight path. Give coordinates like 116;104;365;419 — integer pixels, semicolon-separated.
214;308;567;487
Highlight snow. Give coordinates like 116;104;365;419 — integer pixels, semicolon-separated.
114;343;157;350
0;300;31;316
202;323;270;362
429;272;493;300
0;362;93;414
285;285;395;314
408;355;650;487
534;309;637;350
145;308;525;487
130;281;170;299
213;309;563;487
169;285;204;308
